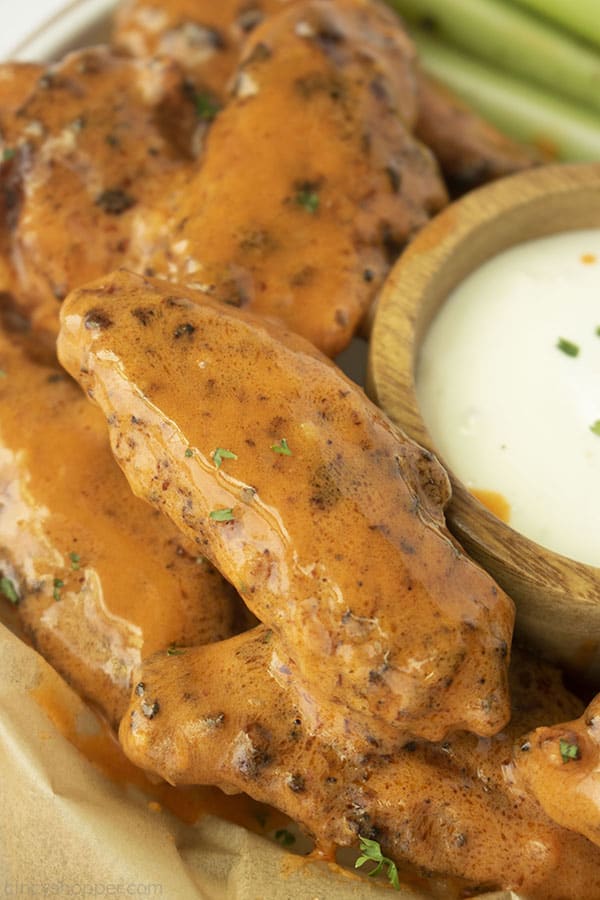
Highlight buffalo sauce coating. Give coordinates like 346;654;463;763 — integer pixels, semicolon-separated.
0;47;200;337
113;0;537;195
120;632;600;899
149;0;447;357
514;690;600;849
0;63;44;295
0;63;43;171
58;269;514;744
0;327;242;726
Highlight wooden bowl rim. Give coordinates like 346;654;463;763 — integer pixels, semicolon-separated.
369;162;600;608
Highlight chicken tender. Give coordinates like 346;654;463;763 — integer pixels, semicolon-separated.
0;312;242;726
0;47;200;337
146;0;446;356
58;269;513;744
120;634;600;900
514;689;600;850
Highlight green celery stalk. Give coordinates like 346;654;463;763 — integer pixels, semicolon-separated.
510;0;600;53
413;30;600;162
384;0;600;115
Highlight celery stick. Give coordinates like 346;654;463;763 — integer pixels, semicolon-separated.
413;31;600;162
385;0;600;115
510;0;600;53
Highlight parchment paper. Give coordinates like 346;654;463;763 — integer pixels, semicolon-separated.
0;621;517;900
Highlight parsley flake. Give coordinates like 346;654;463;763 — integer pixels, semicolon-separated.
271;438;292;456
274;829;295;847
69;552;81;570
355;836;400;891
559;738;580;763
53;578;65;602
0;369;6;379
2;148;15;162
212;447;238;469
167;644;186;657
556;337;579;357
295;187;320;214
591;421;600;437
185;448;194;458
194;92;221;121
210;508;235;522
0;576;19;605
596;326;600;337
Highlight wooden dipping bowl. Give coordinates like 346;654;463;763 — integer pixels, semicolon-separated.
368;163;600;684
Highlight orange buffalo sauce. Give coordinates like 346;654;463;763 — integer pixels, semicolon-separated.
470;489;511;524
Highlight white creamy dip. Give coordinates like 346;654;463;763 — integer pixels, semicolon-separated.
417;229;600;567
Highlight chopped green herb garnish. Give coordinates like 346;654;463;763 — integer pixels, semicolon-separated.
559;738;580;763
167;644;186;656
0;576;19;605
194;92;221;121
557;337;580;357
271;438;292;456
295;187;320;214
209;508;235;522
69;552;81;570
0;370;6;379
185;448;194;458
591;421;600;436
53;578;65;602
355;836;400;891
2;148;15;162
274;829;296;847
212;447;238;469
596;326;600;337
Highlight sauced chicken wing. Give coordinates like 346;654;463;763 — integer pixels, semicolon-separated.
58;270;514;744
120;636;600;899
514;690;600;849
0;64;44;294
415;73;538;194
113;0;537;194
0;47;200;337
145;0;447;357
0;317;242;726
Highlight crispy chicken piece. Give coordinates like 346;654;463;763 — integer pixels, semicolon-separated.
58;269;513;744
0;47;200;337
146;0;446;357
120;635;600;899
415;73;538;195
514;690;600;849
0;315;243;726
113;0;537;194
